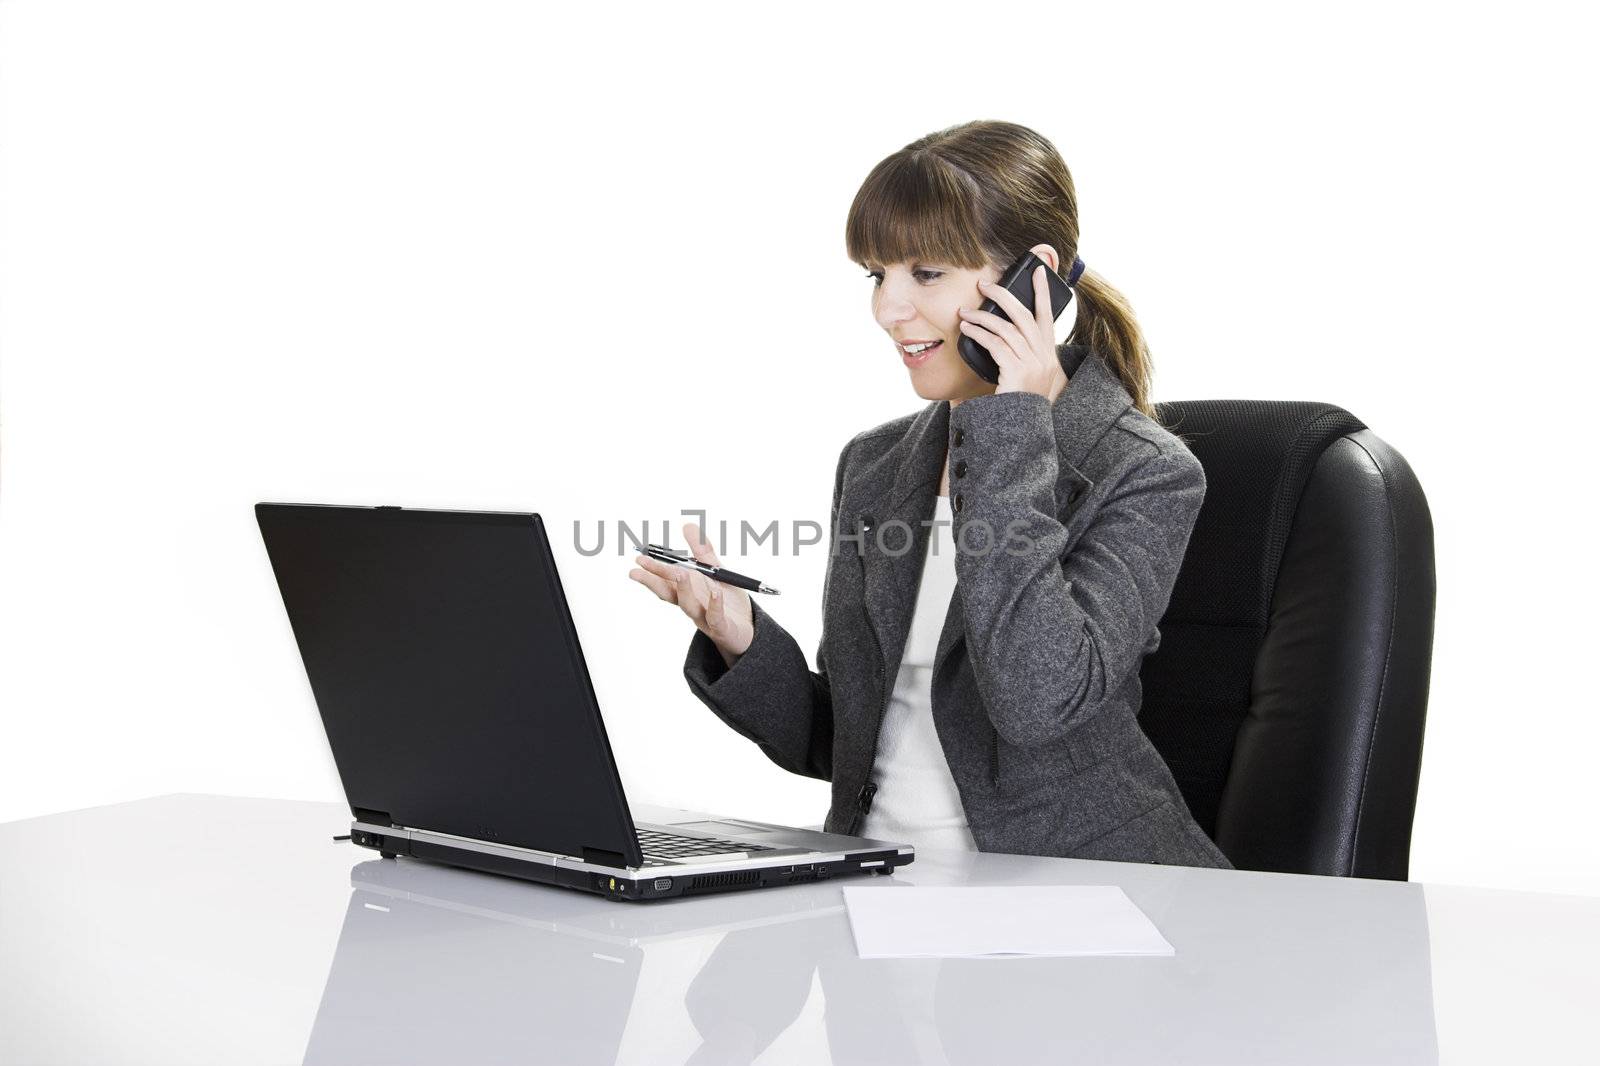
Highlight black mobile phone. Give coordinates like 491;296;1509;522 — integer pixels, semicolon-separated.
956;250;1075;384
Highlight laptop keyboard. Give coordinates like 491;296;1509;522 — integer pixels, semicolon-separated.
634;827;777;862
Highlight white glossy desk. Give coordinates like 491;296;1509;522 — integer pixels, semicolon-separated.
2;795;1596;1064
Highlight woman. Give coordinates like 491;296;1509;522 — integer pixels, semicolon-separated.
629;120;1230;869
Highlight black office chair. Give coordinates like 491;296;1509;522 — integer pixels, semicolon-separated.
1140;400;1436;880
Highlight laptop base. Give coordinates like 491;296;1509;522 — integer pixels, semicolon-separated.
351;823;912;902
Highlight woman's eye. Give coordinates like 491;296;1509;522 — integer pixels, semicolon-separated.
863;269;943;286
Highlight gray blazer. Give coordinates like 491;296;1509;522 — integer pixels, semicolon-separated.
684;343;1232;869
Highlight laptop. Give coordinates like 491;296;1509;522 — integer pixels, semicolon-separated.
255;502;915;901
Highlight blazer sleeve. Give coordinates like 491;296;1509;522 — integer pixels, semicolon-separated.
948;391;1205;749
680;438;855;781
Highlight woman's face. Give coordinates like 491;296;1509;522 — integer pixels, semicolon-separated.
866;243;1062;403
866;258;1001;403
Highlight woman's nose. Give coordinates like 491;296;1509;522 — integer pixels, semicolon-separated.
874;294;916;330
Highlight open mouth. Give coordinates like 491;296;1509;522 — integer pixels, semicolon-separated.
900;339;943;366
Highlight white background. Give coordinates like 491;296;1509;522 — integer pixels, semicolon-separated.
1;1;1594;897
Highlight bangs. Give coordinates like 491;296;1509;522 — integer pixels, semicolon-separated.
845;151;990;271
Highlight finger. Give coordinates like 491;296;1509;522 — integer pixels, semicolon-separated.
680;577;711;628
957;320;1023;369
705;580;724;629
642;553;716;626
978;277;1033;333
978;278;1050;366
1032;264;1053;328
683;521;720;566
629;567;679;604
960;306;1032;361
664;559;713;623
635;553;696;597
635;553;680;578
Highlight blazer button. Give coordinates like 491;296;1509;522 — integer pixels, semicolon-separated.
953;494;964;513
952;428;965;447
953;460;968;479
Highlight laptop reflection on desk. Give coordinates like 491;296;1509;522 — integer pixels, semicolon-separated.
301;858;845;1066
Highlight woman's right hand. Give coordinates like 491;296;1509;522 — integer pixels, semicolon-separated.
629;521;755;670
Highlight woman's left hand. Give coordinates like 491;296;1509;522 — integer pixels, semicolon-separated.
957;266;1069;401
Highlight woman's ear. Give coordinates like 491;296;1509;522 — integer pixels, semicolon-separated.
1029;243;1061;273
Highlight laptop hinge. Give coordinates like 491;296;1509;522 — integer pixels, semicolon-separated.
581;846;628;867
353;807;394;826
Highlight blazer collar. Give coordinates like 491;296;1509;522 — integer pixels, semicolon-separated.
852;343;1135;694
885;342;1131;509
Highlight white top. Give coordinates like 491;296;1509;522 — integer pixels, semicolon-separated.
859;493;978;852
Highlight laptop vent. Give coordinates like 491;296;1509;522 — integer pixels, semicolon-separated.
689;870;759;891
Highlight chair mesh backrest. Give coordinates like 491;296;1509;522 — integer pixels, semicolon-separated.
1139;400;1367;836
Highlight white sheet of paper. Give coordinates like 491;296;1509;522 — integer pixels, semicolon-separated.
842;885;1175;959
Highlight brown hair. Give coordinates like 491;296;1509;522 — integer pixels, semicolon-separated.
844;120;1155;416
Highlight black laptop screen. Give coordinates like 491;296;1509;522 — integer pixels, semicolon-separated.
256;503;641;867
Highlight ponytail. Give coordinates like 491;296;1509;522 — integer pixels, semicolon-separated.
1068;266;1155;417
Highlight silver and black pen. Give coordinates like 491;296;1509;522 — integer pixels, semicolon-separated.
641;543;780;595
